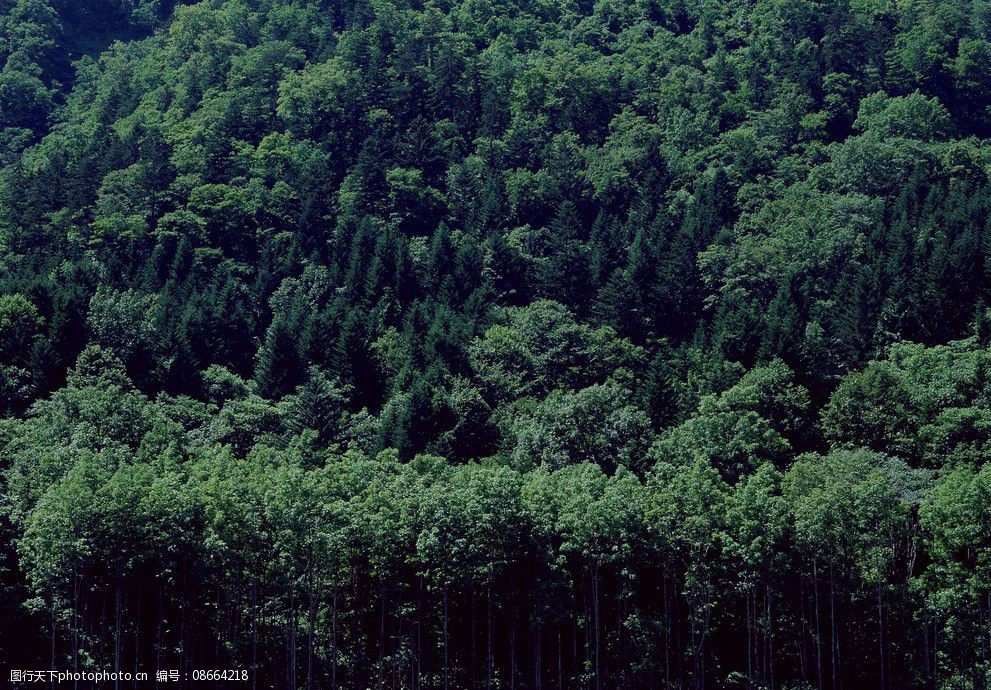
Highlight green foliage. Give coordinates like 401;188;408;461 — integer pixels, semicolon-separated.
821;361;922;458
1;0;991;685
507;381;653;472
854;91;952;140
0;292;41;363
470;300;644;402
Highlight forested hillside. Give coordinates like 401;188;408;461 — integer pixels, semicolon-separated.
1;0;991;687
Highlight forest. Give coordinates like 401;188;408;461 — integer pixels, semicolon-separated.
1;0;991;687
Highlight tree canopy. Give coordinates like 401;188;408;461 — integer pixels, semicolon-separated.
2;0;991;687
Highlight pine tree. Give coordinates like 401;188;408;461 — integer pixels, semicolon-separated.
256;313;307;399
284;366;349;448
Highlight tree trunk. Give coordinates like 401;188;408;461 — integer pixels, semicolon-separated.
115;579;123;690
877;582;885;690
799;572;808;686
746;587;753;690
662;565;671;690
307;570;316;690
378;590;386;690
593;566;601;690
813;562;823;690
134;588;142;690
443;585;449;690
487;583;493;690
766;583;774;690
331;587;339;690
156;582;163;690
830;564;839;690
510;601;517;690
471;587;478;690
533;620;541;690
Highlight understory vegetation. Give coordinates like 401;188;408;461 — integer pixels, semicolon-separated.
2;0;991;687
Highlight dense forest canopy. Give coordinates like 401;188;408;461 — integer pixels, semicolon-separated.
2;0;991;687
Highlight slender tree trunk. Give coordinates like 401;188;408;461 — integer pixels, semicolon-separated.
251;578;258;690
799;572;809;686
99;591;107;674
307;570;316;690
115;579;123;690
674;572;684;689
933;620;938;690
290;596;298;690
134;588;142;690
415;577;422;690
443;585;449;690
877;582;885;690
766;583;774;690
813;562;823;690
533;620;542;690
746;587;753;690
378;589;386;690
73;573;80;690
616;585;623;685
50;587;57;677
331;587;338;690
472;587;478;690
156;582;163;690
572;606;578;688
487;583;493;690
510;602;517;690
214;588;222;676
663;565;671;690
987;592;991;669
830;564;839;690
179;571;187;690
593;566;601;690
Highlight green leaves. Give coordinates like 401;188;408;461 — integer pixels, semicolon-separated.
854;91;952;141
416;463;525;586
470;300;644;402
508;382;653;472
0;292;42;364
821;361;921;458
277;57;359;140
0;0;991;684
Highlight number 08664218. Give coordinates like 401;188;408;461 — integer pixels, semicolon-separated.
191;670;249;681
